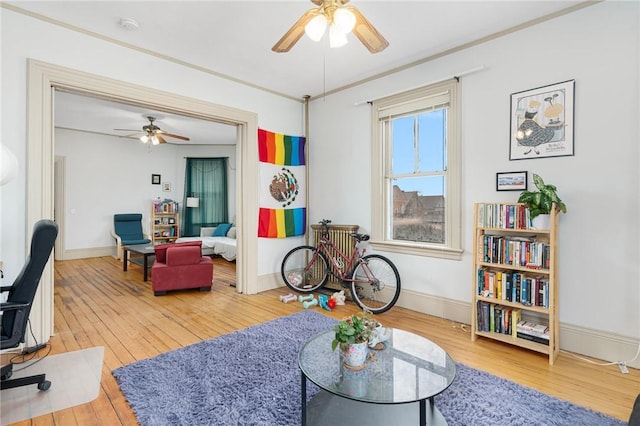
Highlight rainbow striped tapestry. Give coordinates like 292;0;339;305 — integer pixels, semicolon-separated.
258;129;306;238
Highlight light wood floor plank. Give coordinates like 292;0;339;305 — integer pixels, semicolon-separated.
2;255;638;424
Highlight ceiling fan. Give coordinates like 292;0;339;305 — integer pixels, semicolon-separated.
116;116;190;145
272;0;388;54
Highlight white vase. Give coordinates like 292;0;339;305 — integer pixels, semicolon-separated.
341;342;369;368
531;214;551;230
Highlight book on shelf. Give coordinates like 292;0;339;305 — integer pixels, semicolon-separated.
476;268;550;308
516;320;549;339
476;203;531;229
153;199;179;213
511;309;521;338
477;301;522;337
517;332;550;345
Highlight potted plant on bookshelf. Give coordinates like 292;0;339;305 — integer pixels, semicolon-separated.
332;310;377;369
517;173;567;229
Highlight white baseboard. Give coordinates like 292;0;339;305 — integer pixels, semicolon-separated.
399;288;640;370
560;323;640;369
258;278;640;369
257;272;282;293
61;246;115;260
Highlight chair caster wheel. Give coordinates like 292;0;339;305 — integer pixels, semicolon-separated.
38;380;51;391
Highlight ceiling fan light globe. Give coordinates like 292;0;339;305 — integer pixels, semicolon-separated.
140;134;149;143
305;14;327;42
333;8;356;34
151;135;160;145
329;24;348;48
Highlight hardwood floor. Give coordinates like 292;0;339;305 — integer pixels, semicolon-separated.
4;255;639;425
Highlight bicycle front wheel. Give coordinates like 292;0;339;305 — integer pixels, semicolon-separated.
281;245;329;293
350;254;401;314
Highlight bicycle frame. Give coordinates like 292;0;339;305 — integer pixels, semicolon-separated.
315;232;376;285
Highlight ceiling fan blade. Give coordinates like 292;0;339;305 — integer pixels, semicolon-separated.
114;128;140;132
156;134;168;144
120;132;145;139
272;8;319;53
347;6;389;54
160;132;190;141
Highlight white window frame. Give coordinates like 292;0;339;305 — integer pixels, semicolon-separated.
371;80;462;260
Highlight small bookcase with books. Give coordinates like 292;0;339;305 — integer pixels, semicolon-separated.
471;202;559;364
151;199;180;244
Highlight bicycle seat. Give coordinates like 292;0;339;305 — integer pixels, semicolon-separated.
351;233;370;242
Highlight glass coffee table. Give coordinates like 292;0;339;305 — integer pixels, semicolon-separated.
298;328;456;426
122;244;155;281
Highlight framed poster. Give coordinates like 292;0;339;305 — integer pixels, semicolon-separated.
509;80;575;160
496;171;527;191
151;174;161;185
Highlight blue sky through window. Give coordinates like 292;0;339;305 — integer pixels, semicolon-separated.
391;109;446;196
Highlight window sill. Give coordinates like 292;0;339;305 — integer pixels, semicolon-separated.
369;240;463;261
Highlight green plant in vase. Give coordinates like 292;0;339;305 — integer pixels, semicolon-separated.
332;310;378;368
517;173;567;219
331;310;377;351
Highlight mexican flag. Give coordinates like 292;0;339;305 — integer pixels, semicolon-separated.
257;129;306;238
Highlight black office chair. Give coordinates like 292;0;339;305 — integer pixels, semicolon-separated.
630;393;640;426
1;219;58;391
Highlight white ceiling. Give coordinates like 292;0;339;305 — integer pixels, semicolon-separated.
8;0;588;144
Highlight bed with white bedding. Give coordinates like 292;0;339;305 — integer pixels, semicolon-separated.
175;225;237;261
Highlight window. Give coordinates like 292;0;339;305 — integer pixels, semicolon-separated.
371;80;462;259
183;157;228;237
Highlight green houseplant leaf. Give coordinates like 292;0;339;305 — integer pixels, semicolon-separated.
517;173;567;219
332;310;377;352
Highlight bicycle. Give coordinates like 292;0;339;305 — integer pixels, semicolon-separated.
280;219;401;314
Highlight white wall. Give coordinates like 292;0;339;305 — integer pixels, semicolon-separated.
1;7;303;284
309;2;639;358
54;128;237;253
2;2;638;364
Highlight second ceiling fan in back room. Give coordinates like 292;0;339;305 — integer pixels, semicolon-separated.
272;0;388;53
116;116;190;145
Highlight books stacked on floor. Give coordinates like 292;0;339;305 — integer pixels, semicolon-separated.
516;320;550;345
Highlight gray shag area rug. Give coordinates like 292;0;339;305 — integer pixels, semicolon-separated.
112;310;624;426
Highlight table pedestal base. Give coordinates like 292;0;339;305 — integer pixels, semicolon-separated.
306;389;447;426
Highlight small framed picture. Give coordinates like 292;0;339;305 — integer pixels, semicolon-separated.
154;218;161;225
168;218;175;224
163;182;171;192
151;174;161;185
496;171;528;191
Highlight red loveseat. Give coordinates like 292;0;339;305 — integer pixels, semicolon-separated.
151;241;213;296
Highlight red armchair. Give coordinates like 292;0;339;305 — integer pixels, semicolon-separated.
151;241;213;296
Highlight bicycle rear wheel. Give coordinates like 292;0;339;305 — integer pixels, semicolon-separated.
350;254;401;314
281;245;329;293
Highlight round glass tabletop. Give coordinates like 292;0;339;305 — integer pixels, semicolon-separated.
298;328;456;404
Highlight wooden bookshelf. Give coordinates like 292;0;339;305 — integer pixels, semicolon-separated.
151;200;180;244
471;202;559;364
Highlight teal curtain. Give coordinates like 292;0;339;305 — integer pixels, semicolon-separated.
183;158;228;237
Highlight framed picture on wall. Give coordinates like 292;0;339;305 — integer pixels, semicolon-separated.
496;171;527;191
163;182;171;192
152;174;161;185
509;80;575;160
